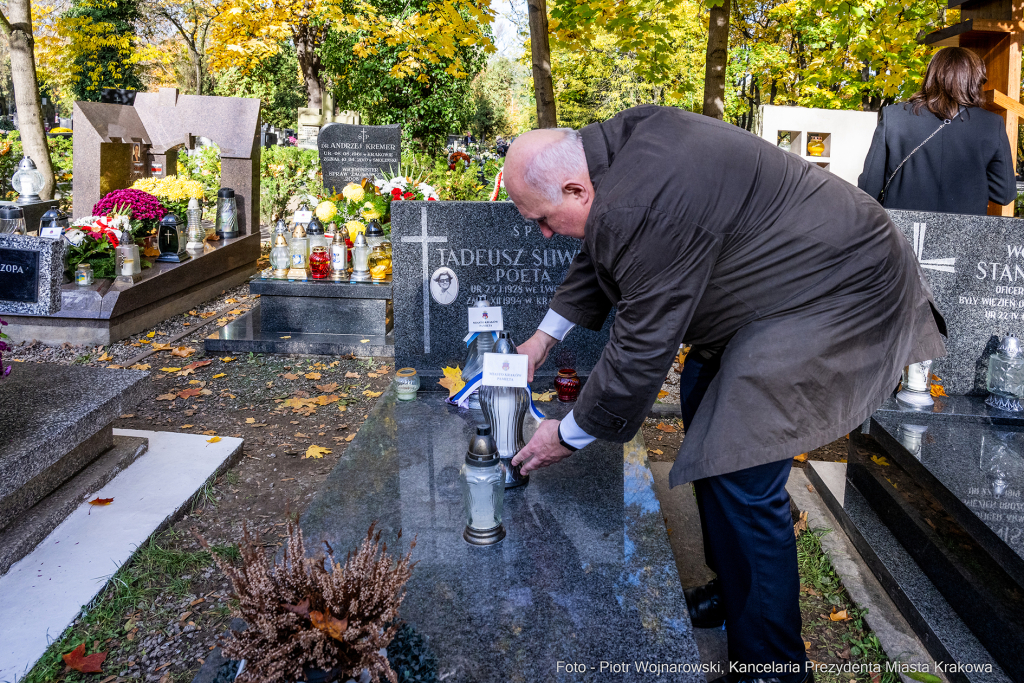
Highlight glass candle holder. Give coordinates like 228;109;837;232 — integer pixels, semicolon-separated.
807;135;825;157
394;368;420;400
351;232;371;281
75;263;93;286
461;424;506;545
554;368;581;402
368;245;389;281
987;335;1024;412
309;245;330;279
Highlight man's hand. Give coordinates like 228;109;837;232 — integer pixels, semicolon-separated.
517;330;558;382
512;419;572;475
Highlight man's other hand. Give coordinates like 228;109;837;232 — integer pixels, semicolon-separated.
517;330;558;382
512;419;572;475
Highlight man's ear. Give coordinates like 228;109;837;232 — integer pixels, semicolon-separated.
563;181;589;202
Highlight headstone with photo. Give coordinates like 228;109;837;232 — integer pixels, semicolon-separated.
390;201;612;386
317;123;401;193
0;234;66;316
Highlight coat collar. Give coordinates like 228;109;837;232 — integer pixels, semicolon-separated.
580;122;610;190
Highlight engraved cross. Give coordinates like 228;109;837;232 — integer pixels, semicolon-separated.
913;222;956;274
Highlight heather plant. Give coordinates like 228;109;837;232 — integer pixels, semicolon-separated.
198;521;414;683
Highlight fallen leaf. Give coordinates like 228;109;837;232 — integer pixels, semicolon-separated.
199;311;216;318
207;436;222;444
179;611;192;622
146;331;156;338
305;372;322;380
220;356;236;362
143;245;160;258
88;497;114;506
176;368;195;377
129;363;151;371
310;610;347;641
160;367;182;373
316;394;340;405
151;343;171;351
304;445;332;459
280;335;292;339
345;433;356;442
245;417;256;424
870;455;890;467
316;382;340;392
793;453;808;462
360;339;369;343
532;390;556;402
202;430;217;435
200;388;212;395
807;484;815;493
170;346;196;358
188;310;198;316
657;390;669;399
225;298;238;304
229;309;243;315
930;383;947;397
185;360;213;370
212;373;226;379
119;414;134;418
63;643;107;673
829;609;850;621
363;390;383;398
138;339;152;345
178;388;202;399
282;598;310;617
794;510;808;537
804;640;812;651
283;373;300;380
438;366;465;399
648;448;663;455
97;352;113;362
107;364;122;369
181;424;193;429
156;393;178;401
655;422;678;433
345;371;360;378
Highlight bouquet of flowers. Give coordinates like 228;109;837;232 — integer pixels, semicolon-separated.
93;188;167;238
376;176;439;202
130;176;205;223
64;214;149;279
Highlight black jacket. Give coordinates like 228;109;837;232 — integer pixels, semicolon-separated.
550;106;945;484
858;103;1016;215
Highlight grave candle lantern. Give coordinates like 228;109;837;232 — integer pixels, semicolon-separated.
156;214;190;263
185;197;205;251
365;219;385;249
310;245;330;279
121;228;142;275
287;223;310;280
0;205;27;235
115;240;137;284
462;295;494;409
479;332;530;488
461;424;506;545
39;208;69;238
394;367;420;400
11;156;44;203
896;360;934;409
307;216;328;252
330;229;348;281
215;188;238;239
350;232;371;281
368;244;389;281
986;335;1024;412
270;233;290;279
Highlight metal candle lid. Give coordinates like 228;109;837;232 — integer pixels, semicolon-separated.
40;207;66;227
492;331;515;355
273;233;289;248
354;232;368;247
998;334;1023;359
275;218;288;234
292;223;307;238
217;187;235;199
472;295;490;307
188;197;200;210
365;219;384;237
465;424;499;467
307;216;324;235
160;213;181;228
0;205;25;219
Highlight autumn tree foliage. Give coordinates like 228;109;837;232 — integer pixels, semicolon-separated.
63;0;145;101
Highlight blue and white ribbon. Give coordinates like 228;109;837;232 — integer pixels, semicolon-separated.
452;371;483;408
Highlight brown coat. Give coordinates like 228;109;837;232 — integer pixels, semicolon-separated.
550;106;946;485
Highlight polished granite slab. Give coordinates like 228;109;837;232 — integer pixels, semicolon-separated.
875;395;1024;427
203;306;394;357
300;391;700;683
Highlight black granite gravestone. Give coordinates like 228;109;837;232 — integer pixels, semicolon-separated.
0;234;65;316
390;201;613;386
318;123;401;192
888;209;1024;396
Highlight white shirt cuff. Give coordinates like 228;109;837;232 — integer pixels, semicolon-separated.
538;309;575;341
559;410;597;449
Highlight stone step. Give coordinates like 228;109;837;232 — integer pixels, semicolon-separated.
848;431;1024;676
0;435;148;576
807;460;1010;683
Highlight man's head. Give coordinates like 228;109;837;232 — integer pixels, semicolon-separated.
435;271;452;290
504;128;593;239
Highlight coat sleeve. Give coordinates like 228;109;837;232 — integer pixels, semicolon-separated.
987;118;1018;206
572;208;721;442
858;108;887;201
548;247;615;330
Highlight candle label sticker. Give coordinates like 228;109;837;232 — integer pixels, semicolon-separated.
468;306;504;332
482;352;528;388
39;226;63;239
293;210;313;224
292;253;304;266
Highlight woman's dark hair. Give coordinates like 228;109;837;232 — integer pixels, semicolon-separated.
909;47;987;119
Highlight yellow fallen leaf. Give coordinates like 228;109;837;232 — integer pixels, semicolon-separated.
438;366;465;399
282;373;300;380
151;343;171;351
870;455;890;467
316;394;340;405
648;448;664;455
338;405;347;412
360;339;369;343
303;444;332;459
138;339;151;344
202;430;217;435
345;371;360;378
146;331;156;338
176;368;195;377
97;352;113;362
212;373;226;379
532;390;556;402
657;390;669;399
170;346;196;358
229;309;243;315
930;383;947;397
160;367;182;373
280;336;291;339
188;310;198;316
794;453;808;462
220;357;236;362
829;609;849;621
363;390;383;398
107;364;122;369
181;424;193;428
245;417;255;424
305;372;322;380
345;433;356;442
367;372;379;378
225;298;238;304
655;422;678;433
129;363;150;370
207;436;221;444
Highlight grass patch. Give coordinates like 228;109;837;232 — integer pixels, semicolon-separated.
23;531;214;683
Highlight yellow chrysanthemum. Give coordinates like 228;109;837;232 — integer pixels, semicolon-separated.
316;201;338;222
345;220;366;236
130;175;204;201
342;183;365;203
361;201;381;220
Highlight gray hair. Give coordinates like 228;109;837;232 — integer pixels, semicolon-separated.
522;128;586;204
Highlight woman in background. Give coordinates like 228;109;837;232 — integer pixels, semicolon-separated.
858;46;1016;215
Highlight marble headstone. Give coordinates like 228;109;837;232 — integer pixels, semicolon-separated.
391;201;612;385
317;123;401;192
0;234;65;316
888;209;1024;396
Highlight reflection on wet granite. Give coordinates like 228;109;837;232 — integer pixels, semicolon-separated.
300;391;700;683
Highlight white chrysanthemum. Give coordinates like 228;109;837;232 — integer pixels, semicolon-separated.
64;228;87;246
417;183;439;200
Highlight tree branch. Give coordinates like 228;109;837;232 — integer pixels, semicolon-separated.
0;10;13;37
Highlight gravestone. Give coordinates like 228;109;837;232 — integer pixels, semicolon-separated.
391;201;612;385
318;123;401;192
888;209;1024;395
0;234;66;316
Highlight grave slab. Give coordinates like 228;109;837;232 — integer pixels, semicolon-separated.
0;429;242;681
887;209;1024;395
391;201;613;385
0;233;67;316
0;363;150;530
300;390;700;682
318;123;401;192
3;232;260;345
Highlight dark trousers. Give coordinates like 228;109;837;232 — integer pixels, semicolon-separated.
680;347;807;673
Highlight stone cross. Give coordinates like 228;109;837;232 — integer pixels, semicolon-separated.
401;205;447;353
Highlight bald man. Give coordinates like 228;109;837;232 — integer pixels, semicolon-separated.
506;106;945;683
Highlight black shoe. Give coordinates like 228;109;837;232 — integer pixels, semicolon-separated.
684;578;725;628
709;670;813;683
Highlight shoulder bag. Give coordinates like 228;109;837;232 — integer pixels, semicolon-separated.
878;107;963;204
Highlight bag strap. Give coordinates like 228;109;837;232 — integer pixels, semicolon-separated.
879;107;964;203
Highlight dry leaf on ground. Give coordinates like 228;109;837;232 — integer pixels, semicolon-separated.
648;448;664;455
304;445;332;459
532;390;556;402
345;433;356;442
202;430;217;435
283;373;300;380
170;346;196;358
316;382;340;392
151;343;171;351
63;643;107;673
207;436;222;444
156;393;177;401
245;417;256;424
229;309;243;315
829;609;850;621
88;497;114;506
212;373;226;379
184;360;213;370
97;352;113;362
655;422;678;433
305;372;322;380
345;371;360;378
178;388;202;399
793;453;808;462
129;363;150;371
657;390;669;399
438;366;465;399
930;383;947;397
220;356;236;362
870;455;890;467
225;298;238;304
363;390;383;398
146;331;156;338
794;510;808;537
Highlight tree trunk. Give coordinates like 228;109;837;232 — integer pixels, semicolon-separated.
295;31;322;110
702;0;730;120
527;0;556;128
2;0;55;199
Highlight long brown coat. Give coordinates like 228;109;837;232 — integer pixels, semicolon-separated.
550;106;946;485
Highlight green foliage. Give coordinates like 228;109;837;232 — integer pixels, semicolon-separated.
322;0;488;152
386;624;438;683
177;144;223;211
213;42;309;128
0;132;24;202
65;0;145;102
260;146;321;223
